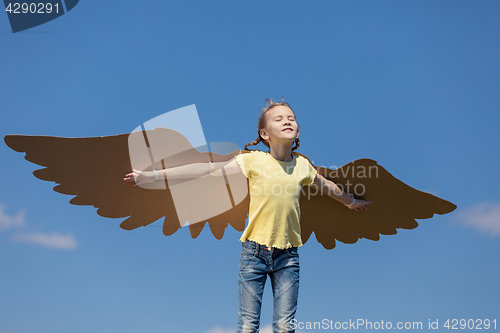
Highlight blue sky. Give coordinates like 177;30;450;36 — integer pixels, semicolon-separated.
1;1;499;332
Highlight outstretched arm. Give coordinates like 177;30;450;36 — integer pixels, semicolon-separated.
312;174;372;211
124;158;243;186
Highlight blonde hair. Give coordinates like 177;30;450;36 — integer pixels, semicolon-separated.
244;97;300;151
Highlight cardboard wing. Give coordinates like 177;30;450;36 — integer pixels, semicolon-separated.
297;156;457;249
4;129;249;240
4;131;456;249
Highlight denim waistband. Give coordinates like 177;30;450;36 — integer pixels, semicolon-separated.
242;240;297;252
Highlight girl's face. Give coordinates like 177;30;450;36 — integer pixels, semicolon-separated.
260;105;298;146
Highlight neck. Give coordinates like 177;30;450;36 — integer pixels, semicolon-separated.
268;143;294;162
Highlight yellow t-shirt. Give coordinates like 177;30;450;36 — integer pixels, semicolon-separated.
235;150;318;249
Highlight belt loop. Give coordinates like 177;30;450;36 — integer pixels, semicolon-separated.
256;241;260;253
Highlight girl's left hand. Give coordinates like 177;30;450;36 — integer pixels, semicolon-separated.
124;169;156;186
349;199;372;211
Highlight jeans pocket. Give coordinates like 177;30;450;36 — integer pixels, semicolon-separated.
287;247;299;258
239;248;257;271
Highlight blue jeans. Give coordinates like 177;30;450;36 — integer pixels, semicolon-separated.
237;240;300;333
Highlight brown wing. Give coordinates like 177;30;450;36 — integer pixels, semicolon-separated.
4;129;249;239
297;155;457;249
5;133;454;249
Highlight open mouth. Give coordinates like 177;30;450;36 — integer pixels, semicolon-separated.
282;128;293;132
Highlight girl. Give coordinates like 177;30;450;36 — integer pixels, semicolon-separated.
124;98;372;333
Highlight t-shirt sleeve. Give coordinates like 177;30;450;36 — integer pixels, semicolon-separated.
301;160;318;186
234;152;254;179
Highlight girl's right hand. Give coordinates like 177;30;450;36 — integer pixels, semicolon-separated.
348;199;372;212
123;169;157;186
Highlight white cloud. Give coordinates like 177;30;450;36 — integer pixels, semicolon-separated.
259;324;273;333
0;204;25;232
202;323;306;333
452;202;500;236
0;202;78;250
203;327;235;333
203;325;269;333
12;232;78;249
258;324;306;333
